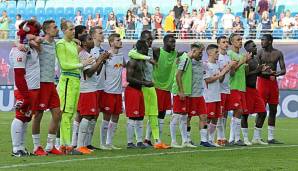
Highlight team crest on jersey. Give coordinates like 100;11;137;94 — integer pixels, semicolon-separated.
17;57;23;62
182;107;186;111
114;63;123;68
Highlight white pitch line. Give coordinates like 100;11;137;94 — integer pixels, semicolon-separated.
0;145;298;169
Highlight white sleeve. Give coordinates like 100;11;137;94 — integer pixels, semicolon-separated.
203;64;212;80
10;49;27;68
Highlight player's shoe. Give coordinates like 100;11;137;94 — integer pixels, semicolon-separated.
234;140;247;146
34;146;48;156
127;143;137;149
143;139;153;147
23;148;33;156
189;141;196;146
47;147;64;155
209;141;222;147
11;150;27;157
76;147;92;154
136;142;147;149
59;145;66;154
182;142;197;148
99;144;112;150
171;142;183;148
267;139;284;144
200;141;216;147
87;145;100;151
244;139;252;146
154;142;171;149
66;146;83;155
252;139;268;145
106;144;122;150
217;139;227;146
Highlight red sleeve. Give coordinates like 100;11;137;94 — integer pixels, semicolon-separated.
14;68;29;99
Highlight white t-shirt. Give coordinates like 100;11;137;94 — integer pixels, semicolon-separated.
79;50;98;93
218;53;231;94
90;46;106;90
104;52;125;94
221;14;235;29
203;62;221;102
74;16;83;26
9;47;40;90
205;15;218;28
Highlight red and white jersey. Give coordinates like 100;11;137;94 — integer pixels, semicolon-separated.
79;50;98;93
203;61;221;103
9;47;40;90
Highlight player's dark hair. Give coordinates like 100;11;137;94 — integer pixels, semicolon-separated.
136;40;148;54
206;44;218;52
163;34;175;43
75;25;87;39
217;36;227;44
262;34;273;42
42;20;55;34
244;40;254;50
140;30;152;40
78;34;91;47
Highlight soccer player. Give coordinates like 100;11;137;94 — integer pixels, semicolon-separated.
203;44;233;147
56;20;93;155
128;30;170;149
10;20;42;157
31;20;63;156
101;33;126;150
125;40;153;149
227;33;251;146
255;34;286;144
242;40;268;145
216;36;232;146
76;34;109;154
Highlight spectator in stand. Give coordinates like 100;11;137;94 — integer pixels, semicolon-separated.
260;11;271;34
173;0;184;29
191;9;198;20
271;15;279;29
233;16;244;35
141;0;148;11
221;8;235;35
269;0;277;14
182;4;189;16
278;12;285;27
125;10;136;39
208;0;216;8
139;8;151;31
164;10;176;33
74;10;83;26
247;12;257;39
153;7;163;39
106;11;118;33
282;10;294;38
130;0;140;15
257;0;269;16
243;0;256;18
0;10;10;40
180;12;192;39
85;14;95;31
205;10;218;38
223;0;232;6
14;14;23;38
93;13;103;27
116;21;126;39
192;12;206;39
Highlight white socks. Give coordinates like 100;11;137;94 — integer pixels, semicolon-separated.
234;117;241;142
20;122;28;151
268;126;275;141
85;119;96;146
158;119;164;138
208;123;216;143
127;119;135;144
179;115;188;143
77;118;89;148
11;118;23;153
200;128;208;142
100;120;109;145
106;121;117;145
145;120;151;140
170;114;180;143
241;128;249;141
135;120;143;143
45;134;56;151
229;117;235;142
253;127;262;140
71;121;79;147
217;118;225;140
32;134;41;151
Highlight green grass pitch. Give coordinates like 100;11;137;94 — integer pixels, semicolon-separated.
0;112;298;170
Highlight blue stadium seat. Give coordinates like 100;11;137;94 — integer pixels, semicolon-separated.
94;7;104;16
277;5;285;14
104;7;113;15
116;14;124;22
17;0;27;8
55;7;65;17
17;7;26;16
7;1;16;8
291;12;298;17
235;12;243;17
26;7;36;18
7;7;17;18
216;28;224;37
36;8;46;17
75;7;84;14
85;7;94;15
26;0;36;8
65;7;75;17
0;2;6;8
205;29;212;39
272;28;283;39
294;30;298;39
46;7;55;16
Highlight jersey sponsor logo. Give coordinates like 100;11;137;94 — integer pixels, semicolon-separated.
114;63;123;68
182;107;186;111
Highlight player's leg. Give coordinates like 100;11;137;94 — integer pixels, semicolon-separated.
11;112;27;157
45;107;62;154
100;112;111;149
71;113;81;148
134;117;147;148
85;115;98;150
267;104;283;144
76;115;94;154
241;114;252;145
127;117;136;148
252;112;268;145
186;116;194;145
32;111;45;155
106;114;121;149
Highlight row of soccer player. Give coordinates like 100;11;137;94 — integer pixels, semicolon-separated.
9;18;286;157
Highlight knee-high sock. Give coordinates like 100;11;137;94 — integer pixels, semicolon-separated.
106;121;117;145
77;118;89;148
229;117;236;142
234;118;242;142
217;118;225;140
71;120;79;147
11;118;23;153
208;123;216;143
170;114;180;143
200;128;208;142
20;121;28;151
145;120;152;140
241;128;249;141
85;119;96;146
32;134;41;151
253;127;262;140
127;119;135;144
135;120;144;143
149;116;159;142
179;115;188;143
100;120;109;145
268;126;275;141
45;134;57;151
60;112;74;146
158;119;164;138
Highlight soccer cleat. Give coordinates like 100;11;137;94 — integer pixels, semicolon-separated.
267;139;284;144
59;145;66;154
34;146;48;156
154;142;171;149
76;147;92;154
106;144;122;150
244;140;252;146
87;145;100;151
252;139;268;145
234;140;247;146
171;142;183;148
11;150;27;157
136;142;147;149
209;141;222;147
127;143;137;149
189;141;196;146
66;146;83;155
200;141;216;147
47;147;64;155
226;141;235;146
182;142;197;148
217;139;227;146
143;139;153;147
99;145;112;150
